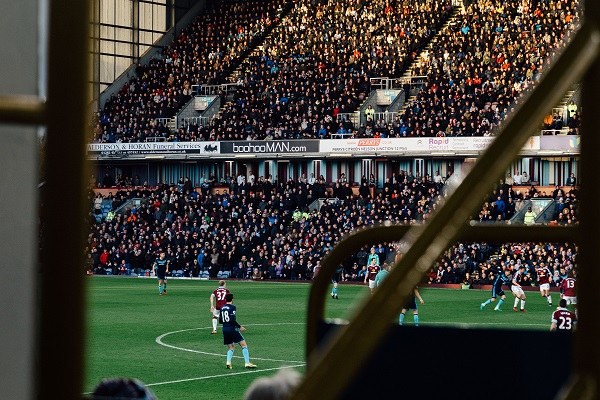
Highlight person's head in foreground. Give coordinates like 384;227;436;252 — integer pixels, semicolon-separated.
244;368;302;400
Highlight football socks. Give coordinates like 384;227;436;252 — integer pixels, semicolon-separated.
494;299;504;310
242;347;250;364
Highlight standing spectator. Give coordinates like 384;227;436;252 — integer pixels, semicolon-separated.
364;105;375;123
524;207;537;225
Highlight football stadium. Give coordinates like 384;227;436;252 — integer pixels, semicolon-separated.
1;0;599;399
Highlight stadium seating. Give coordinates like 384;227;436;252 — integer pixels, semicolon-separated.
392;0;580;137
87;175;577;288
94;0;290;143
193;0;453;140
92;0;580;142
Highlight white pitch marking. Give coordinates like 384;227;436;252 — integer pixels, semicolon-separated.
156;323;306;363
145;364;306;387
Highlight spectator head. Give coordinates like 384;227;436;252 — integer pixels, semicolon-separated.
91;377;156;399
244;369;302;400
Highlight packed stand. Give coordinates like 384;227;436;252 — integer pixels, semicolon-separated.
186;0;453;141
87;172;579;291
384;0;580;138
93;0;290;143
428;242;577;290
473;173;579;223
86;171;446;278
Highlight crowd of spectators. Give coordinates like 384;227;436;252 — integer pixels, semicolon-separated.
86;171;446;279
184;0;453;141
87;170;579;292
91;0;581;143
380;0;580;138
474;176;579;224
93;0;290;143
428;241;577;291
93;0;454;142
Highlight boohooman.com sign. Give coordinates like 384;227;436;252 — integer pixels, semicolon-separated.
220;140;320;154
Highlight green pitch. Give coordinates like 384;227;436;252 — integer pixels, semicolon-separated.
86;278;562;399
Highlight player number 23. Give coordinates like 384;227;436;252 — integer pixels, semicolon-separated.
558;316;572;330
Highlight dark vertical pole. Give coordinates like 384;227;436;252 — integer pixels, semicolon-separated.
577;1;600;393
133;0;140;63
91;0;100;102
39;0;90;398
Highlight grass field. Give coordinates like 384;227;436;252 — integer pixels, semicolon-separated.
86;277;562;399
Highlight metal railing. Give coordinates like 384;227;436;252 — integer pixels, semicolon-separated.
336;112;360;127
181;116;210;127
370;77;400;90
370;76;428;91
191;82;241;96
155;117;172;127
373;111;398;124
144;136;167;142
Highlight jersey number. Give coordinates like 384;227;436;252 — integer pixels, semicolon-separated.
566;280;575;289
558;316;572;330
221;310;230;322
216;291;226;301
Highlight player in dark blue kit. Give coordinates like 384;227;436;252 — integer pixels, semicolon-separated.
399;287;424;326
480;268;511;311
152;251;169;296
220;293;257;369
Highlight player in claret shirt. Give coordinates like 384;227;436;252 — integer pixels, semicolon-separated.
210;280;230;335
550;299;577;331
220;293;256;369
364;258;381;294
511;264;527;312
536;262;553;306
559;269;577;313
